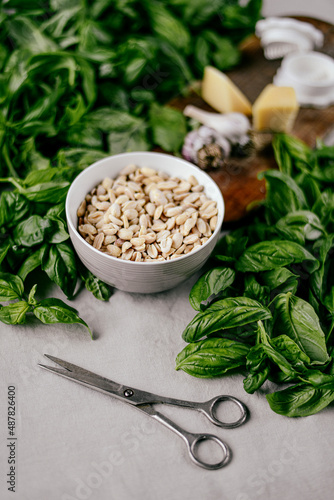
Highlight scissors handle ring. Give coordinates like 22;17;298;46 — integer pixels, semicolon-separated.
188;433;231;470
202;395;248;428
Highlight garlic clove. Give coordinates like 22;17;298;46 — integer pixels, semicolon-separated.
183;105;250;143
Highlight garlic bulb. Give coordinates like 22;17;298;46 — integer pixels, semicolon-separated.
183;105;250;144
182;125;230;164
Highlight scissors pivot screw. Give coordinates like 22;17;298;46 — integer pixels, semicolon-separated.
124;389;134;397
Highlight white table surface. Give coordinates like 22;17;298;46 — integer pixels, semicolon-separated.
1;273;334;500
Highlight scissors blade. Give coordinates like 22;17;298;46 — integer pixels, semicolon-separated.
42;354;114;380
39;354;125;398
42;354;85;372
39;355;171;406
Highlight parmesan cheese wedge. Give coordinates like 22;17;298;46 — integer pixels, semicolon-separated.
252;84;299;132
201;66;252;116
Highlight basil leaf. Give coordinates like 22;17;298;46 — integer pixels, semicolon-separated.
204;31;240;70
182;296;272;342
173;0;224;27
243;365;270;394
33;298;91;337
86;107;150;154
0;273;24;301
87;107;142;133
189;267;235;311
158;39;193;84
46;216;69;244
108;126;150;155
256;344;297;379
324;289;334;317
147;3;191;52
175;338;249;378
19;181;70;203
243;275;270;305
17;245;46;281
7;16;57;53
0;191;31;227
246;222;278;245
266;383;334;417
297;174;321;210
27;284;38;306
276;210;325;244
23;168;59;186
260;267;299;297
194;36;210;71
236;240;319;273
222;0;263;30
122;56;147;87
13;215;53;247
0;239;11;265
310;235;334;314
271;335;311;370
244;320;315;394
258;170;307;224
6;245;31;271
80;268;112;301
244;321;296;393
311;165;334;183
42;243;77;299
276;225;304;246
272;293;330;364
0;301;31;325
312;190;334;233
66;122;104;148
208;321;259;341
149;103;187;152
46;203;65;219
300;370;334;390
272;133;311;176
272;134;293;176
260;268;298;289
213;231;248;262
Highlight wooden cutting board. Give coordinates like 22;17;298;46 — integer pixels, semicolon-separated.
168;17;334;225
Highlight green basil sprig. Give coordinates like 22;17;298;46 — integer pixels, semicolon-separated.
0;273;92;336
266;383;334;418
0;168;112;333
189;267;235;311
272;293;329;364
0;0;261;178
176;134;334;418
236;240;319;273
182;296;272;342
176;338;250;378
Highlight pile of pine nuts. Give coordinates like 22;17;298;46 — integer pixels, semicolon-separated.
77;164;218;262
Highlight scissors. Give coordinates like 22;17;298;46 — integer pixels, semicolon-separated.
39;354;248;470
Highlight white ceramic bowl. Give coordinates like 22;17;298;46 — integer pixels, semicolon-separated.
66;152;225;294
256;17;324;60
274;51;334;107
